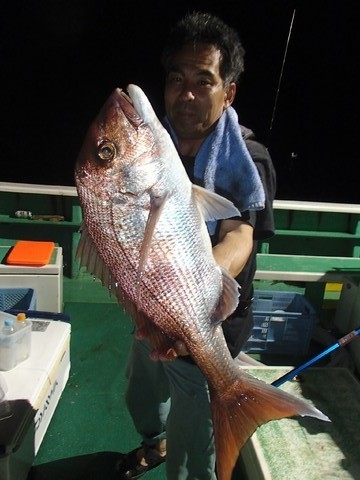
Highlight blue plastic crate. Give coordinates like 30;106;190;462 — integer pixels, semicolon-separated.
0;288;37;311
243;290;316;355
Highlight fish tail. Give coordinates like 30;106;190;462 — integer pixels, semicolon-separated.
211;371;329;480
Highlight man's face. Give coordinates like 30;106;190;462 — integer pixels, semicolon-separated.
164;43;235;147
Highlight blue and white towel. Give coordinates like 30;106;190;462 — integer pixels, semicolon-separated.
164;107;265;234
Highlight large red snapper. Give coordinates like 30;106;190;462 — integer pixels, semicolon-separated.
74;85;329;480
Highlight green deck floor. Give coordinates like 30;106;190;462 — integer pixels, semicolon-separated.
28;275;168;479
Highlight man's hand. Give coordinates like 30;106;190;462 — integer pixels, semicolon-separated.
174;340;190;356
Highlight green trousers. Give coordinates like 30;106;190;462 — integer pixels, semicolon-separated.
125;338;217;480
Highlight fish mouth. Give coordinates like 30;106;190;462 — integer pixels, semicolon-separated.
118;88;133;105
112;87;134;108
111;87;143;126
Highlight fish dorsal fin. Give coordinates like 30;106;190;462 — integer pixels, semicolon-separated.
211;267;240;325
76;223;124;297
192;184;240;222
136;192;169;303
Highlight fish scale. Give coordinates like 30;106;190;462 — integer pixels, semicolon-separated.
75;84;330;480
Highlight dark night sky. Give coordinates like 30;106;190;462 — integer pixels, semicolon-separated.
1;0;359;202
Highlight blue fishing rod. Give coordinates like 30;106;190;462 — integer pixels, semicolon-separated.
272;327;360;387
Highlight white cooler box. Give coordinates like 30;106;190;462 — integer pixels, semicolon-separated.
0;318;71;480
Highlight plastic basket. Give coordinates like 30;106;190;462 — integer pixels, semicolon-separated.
243;290;316;355
0;288;37;312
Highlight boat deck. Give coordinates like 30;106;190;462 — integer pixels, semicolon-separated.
25;273;349;480
28;274;168;479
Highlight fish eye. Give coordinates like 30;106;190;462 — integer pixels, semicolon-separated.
98;141;116;161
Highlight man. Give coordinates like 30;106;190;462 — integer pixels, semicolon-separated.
117;11;276;480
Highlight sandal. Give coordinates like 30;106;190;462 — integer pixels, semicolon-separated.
116;443;166;479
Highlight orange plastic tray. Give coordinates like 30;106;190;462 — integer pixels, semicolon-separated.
6;241;55;267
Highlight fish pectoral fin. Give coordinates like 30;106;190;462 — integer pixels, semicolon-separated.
211;268;240;325
136;192;169;303
211;372;330;480
192;184;240;222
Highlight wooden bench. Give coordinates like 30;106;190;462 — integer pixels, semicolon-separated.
255;201;360;313
255;253;360;313
255;253;360;282
263;200;360;258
